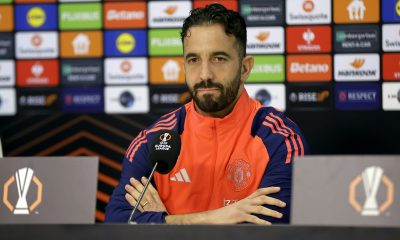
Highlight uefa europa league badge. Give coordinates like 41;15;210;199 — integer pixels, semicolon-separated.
349;166;394;216
3;167;43;215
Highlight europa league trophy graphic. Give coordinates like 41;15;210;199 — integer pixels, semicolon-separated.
14;168;34;215
361;166;383;216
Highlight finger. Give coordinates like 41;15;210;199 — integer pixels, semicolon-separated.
125;184;141;201
130;177;145;193
125;193;144;212
252;195;286;208
249;205;283;219
244;214;272;225
141;177;162;203
247;187;281;199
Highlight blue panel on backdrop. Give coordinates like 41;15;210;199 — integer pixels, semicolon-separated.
104;30;147;57
382;0;400;22
15;4;58;31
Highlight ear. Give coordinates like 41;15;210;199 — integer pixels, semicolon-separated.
240;55;254;83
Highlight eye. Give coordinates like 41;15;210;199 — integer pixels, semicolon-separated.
212;57;226;63
187;57;199;64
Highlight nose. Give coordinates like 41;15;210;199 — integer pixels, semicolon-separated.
199;61;213;81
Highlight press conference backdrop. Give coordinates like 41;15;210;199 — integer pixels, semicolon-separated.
1;0;400;222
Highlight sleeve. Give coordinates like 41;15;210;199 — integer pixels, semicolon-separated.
252;108;309;224
104;131;168;223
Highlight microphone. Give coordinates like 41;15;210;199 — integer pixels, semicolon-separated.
128;130;181;224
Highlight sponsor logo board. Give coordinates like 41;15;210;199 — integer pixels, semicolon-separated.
0;60;15;86
150;85;191;113
334;54;380;81
287;84;332;110
62;88;103;113
104;2;146;29
335;83;380;110
15;4;57;30
105;58;147;85
240;0;284;26
383;54;400;81
105;86;149;114
104;30;147;57
17;88;59;113
286;54;332;82
286;26;331;53
382;82;400;110
149;29;182;56
17;60;59;87
334;25;380;52
0;33;14;59
382;24;400;52
59;3;102;30
247;55;285;82
247;27;284;54
150;57;185;85
194;0;238;11
334;0;380;23
148;1;192;28
382;0;400;22
61;59;102;86
0;5;14;31
245;83;285;110
60;31;102;58
16;32;58;59
0;88;16;116
286;0;331;25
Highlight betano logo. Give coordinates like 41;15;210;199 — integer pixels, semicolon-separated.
3;167;43;215
164;6;178;16
287;55;332;82
349;166;394;216
350;58;365;69
27;7;46;28
0;5;13;31
116;33;135;54
104;2;146;29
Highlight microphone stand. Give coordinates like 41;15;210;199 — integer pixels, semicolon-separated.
128;162;158;224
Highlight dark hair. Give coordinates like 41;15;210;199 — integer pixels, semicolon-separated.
181;3;247;59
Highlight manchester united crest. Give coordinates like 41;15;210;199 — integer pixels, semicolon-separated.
226;159;252;192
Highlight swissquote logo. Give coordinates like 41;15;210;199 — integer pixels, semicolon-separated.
3;168;43;215
349;166;394;216
286;0;331;25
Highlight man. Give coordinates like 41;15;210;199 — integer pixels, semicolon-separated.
105;4;308;224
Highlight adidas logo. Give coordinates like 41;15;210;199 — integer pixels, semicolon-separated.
170;168;191;183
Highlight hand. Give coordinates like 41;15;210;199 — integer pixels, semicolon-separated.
125;177;167;213
165;187;285;225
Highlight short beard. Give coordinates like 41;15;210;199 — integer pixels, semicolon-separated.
188;72;241;113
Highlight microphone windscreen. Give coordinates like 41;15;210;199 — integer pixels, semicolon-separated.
148;130;181;174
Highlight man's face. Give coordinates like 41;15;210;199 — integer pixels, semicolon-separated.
183;24;243;113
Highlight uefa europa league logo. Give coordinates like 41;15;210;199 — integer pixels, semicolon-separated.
3;167;43;215
14;168;34;214
349;166;394;216
361;166;383;216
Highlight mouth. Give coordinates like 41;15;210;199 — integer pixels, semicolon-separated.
197;88;220;94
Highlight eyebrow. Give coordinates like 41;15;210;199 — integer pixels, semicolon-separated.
184;51;232;60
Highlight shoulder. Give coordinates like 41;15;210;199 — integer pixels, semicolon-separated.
251;107;309;162
124;106;187;162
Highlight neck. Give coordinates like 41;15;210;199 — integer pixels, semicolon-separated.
194;87;243;118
